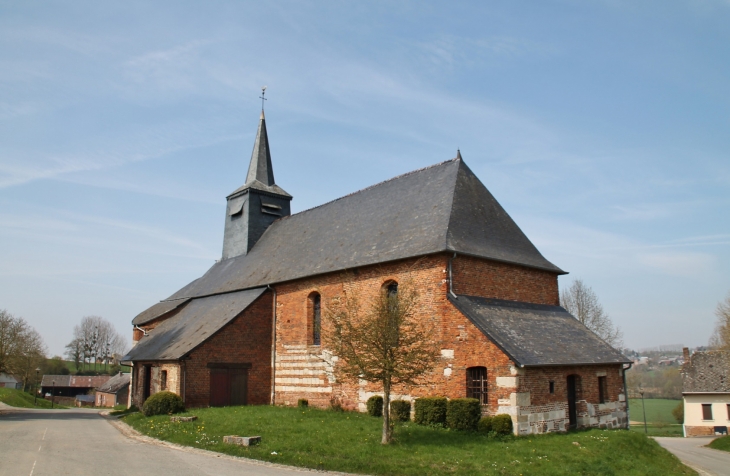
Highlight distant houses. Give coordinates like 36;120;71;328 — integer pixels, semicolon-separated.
40;375;111;399
681;347;729;437
95;373;131;407
0;373;21;389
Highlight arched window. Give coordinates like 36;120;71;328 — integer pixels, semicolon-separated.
310;293;321;346
386;281;398;297
466;366;488;405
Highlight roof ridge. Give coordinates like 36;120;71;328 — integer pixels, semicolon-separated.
279;157;460;222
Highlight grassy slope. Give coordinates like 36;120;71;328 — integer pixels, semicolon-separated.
709;435;730;452
0;388;67;409
123;406;693;476
628;398;681;423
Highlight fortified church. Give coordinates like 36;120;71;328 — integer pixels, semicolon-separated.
124;108;630;435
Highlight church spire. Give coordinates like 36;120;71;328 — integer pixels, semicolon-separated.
245;110;275;186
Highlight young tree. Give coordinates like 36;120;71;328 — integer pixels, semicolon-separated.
325;280;441;444
0;309;47;387
709;292;730;351
560;279;623;348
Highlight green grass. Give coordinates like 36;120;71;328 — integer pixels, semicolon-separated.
629;423;683;437
628;398;681;424
123;405;693;475
0;387;68;409
709;435;730;452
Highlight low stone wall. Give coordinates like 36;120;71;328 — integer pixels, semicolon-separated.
685;425;723;437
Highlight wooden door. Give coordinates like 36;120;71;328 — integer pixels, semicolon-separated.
209;368;231;407
567;375;577;429
230;369;248;406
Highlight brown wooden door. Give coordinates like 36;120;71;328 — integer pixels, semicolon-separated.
210;369;230;407
230;369;248;406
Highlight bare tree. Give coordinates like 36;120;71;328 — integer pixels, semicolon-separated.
67;316;128;373
560;279;623;348
709;292;730;351
325;280;441;444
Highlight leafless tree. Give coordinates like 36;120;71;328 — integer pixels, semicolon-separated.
709;292;730;351
324;280;441;444
67;316;128;372
0;309;47;389
560;279;623;349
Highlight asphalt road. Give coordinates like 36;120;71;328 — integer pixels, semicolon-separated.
0;405;343;476
655;436;730;476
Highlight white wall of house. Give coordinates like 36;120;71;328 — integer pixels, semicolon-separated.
683;394;730;428
0;373;21;389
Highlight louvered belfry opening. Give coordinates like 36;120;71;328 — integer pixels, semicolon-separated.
466;366;488;405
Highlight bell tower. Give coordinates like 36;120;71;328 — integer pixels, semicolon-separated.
222;105;292;260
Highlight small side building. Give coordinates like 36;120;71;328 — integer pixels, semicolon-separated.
0;372;21;389
681;348;730;436
40;375;111;398
95;373;131;407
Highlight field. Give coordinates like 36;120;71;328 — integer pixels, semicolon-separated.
122;405;693;476
0;387;67;409
628;398;683;437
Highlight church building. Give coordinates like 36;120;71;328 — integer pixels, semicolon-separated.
123;109;630;435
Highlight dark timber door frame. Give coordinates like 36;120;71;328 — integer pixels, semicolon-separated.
208;363;251;407
567;375;578;429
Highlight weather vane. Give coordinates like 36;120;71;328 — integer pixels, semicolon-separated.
260;86;267;111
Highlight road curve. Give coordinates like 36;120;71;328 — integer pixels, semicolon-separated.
0;405;351;476
654;436;730;476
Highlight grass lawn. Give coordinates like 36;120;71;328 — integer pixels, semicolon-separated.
123;405;693;475
629;423;683;437
628;398;681;424
0;387;68;409
709;435;730;452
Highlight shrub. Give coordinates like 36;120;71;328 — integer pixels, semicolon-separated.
414;397;447;426
491;414;513;435
367;395;383;417
478;415;493;432
672;402;684;424
298;398;309;408
141;391;184;417
390;400;411;422
446;398;481;431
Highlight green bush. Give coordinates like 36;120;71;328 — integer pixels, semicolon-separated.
446;398;481;431
671;402;683;423
492;414;513;435
478;415;493;432
297;398;309;408
142;391;184;417
367;395;383;417
390;400;411;422
414;397;447;426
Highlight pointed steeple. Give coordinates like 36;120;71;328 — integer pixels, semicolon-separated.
456;149;462;160
245;110;276;186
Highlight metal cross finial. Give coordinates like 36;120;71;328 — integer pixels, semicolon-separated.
260;86;267;111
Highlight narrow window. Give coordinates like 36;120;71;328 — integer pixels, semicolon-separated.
549;381;555;394
466;366;488;405
727;403;730;420
312;293;321;346
598;376;608;404
702;404;713;420
160;370;168;391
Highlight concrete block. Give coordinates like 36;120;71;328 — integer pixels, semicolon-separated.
443;367;452;377
170;416;197;422
224;435;261;446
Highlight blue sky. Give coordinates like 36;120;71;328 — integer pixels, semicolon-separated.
1;1;728;356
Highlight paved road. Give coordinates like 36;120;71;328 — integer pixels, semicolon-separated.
0;406;343;476
655;436;730;476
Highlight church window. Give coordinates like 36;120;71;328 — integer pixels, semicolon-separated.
549;381;555;394
310;293;321;346
598;376;608;404
466;366;488;405
161;370;168;391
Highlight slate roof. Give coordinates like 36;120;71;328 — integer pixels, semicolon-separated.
96;373;131;394
450;295;630;367
132;298;190;326
157;157;563;303
123;288;267;362
682;350;730;393
40;375;111;388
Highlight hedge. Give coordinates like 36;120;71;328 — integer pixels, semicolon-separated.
446;398;481;431
492;414;514;435
367;395;383;417
141;391;184;417
414;397;447;426
390;400;411;422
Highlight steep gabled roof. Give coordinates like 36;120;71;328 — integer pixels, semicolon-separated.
96;373;131;394
161;157;563;302
123;287;267;362
451;295;630;367
682;350;730;393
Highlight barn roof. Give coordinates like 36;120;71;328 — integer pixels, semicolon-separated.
682;350;730;393
96;372;131;394
152;156;562;305
132;297;190;326
450;295;630;367
123;287;267;362
40;375;111;388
